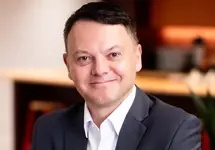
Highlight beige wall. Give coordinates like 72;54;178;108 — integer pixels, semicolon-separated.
0;0;99;69
0;77;13;150
0;1;99;150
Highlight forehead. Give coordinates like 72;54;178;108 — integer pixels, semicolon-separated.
67;20;133;51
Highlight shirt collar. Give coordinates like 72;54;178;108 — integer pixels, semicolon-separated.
84;102;93;138
84;85;136;137
107;85;136;135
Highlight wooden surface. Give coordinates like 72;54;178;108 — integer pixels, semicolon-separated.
0;68;214;96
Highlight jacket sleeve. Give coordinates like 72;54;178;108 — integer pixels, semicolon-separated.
168;114;202;150
31;116;53;150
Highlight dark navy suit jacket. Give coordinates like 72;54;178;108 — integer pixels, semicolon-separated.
31;86;201;150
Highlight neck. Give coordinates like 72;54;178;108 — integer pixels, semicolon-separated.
87;100;122;127
86;86;134;127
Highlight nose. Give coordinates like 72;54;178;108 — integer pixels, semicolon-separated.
91;56;110;76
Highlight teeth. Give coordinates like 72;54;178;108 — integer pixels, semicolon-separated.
104;76;107;80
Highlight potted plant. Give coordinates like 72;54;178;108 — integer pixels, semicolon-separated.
187;68;215;149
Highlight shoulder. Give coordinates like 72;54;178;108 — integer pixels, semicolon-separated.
146;94;200;133
149;94;197;121
136;92;201;149
34;102;84;131
31;102;85;149
147;95;191;119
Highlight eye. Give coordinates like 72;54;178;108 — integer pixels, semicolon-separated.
76;56;92;66
108;52;122;60
77;56;89;61
111;52;119;57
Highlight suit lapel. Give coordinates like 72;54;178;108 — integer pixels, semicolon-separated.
115;114;147;150
64;103;88;150
64;128;87;150
62;86;152;150
115;86;152;150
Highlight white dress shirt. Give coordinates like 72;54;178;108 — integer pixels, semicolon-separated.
84;85;136;150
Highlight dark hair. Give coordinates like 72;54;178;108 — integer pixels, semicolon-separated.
63;1;138;51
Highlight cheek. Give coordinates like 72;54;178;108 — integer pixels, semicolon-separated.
112;61;128;77
70;66;90;83
112;57;137;78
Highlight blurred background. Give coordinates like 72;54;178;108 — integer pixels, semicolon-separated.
1;0;215;71
0;0;214;150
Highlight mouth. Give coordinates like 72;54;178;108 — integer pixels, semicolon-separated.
90;79;116;85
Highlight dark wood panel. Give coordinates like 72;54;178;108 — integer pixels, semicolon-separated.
14;82;83;150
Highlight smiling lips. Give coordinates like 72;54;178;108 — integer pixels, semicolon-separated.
90;79;116;85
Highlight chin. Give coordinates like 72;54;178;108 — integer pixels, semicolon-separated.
79;85;120;103
87;94;118;106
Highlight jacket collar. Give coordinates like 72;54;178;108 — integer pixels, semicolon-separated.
115;85;153;150
63;85;153;150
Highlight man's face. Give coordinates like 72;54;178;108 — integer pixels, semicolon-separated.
64;20;142;108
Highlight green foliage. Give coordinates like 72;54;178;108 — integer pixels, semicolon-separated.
191;91;215;149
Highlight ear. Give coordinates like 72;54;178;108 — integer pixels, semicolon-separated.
136;44;142;72
63;53;73;80
63;53;69;68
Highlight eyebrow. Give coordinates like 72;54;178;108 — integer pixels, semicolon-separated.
104;45;121;53
73;45;121;56
73;50;90;56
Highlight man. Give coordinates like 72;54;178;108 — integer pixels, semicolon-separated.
31;2;201;150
